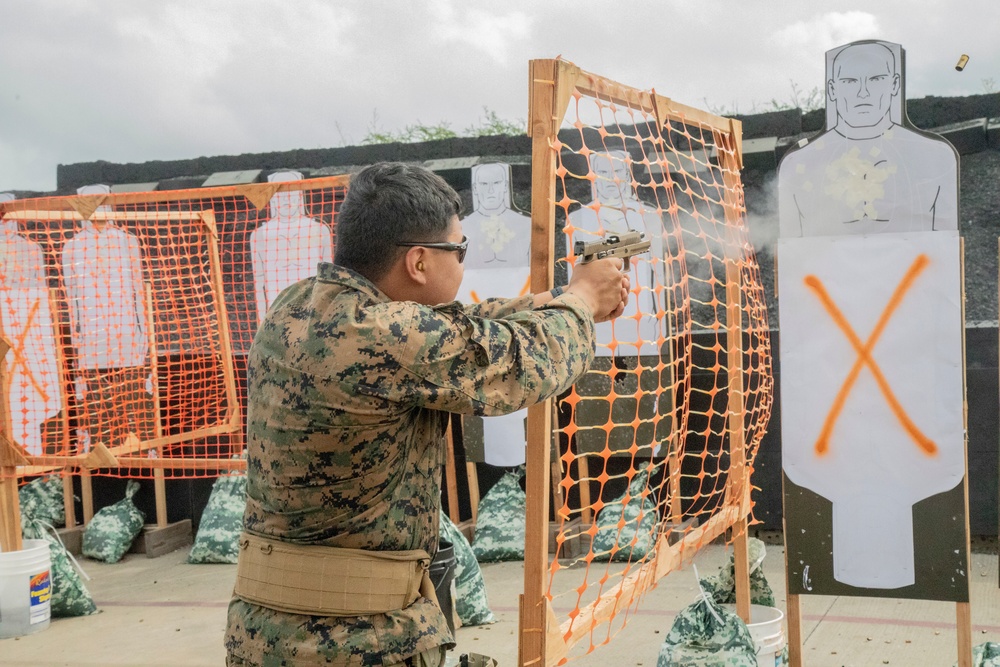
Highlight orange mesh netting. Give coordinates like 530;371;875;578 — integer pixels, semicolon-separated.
0;175;347;480
523;60;772;665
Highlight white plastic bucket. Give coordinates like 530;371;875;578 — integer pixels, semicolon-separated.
723;604;786;666
0;539;52;639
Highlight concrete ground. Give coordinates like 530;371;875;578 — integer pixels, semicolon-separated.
2;542;998;667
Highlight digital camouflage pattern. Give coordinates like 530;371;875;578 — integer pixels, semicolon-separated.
657;596;757;667
471;470;526;563
226;263;595;666
18;476;66;527
955;643;1000;667
188;472;247;564
20;478;97;617
591;469;659;562
22;516;98;617
82;479;145;563
701;537;776;608
439;510;495;626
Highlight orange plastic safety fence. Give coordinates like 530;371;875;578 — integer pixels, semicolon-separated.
531;65;773;665
0;176;347;480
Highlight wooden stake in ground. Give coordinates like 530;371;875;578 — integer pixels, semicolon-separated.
0;337;24;552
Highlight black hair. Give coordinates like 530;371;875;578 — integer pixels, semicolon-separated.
334;162;462;281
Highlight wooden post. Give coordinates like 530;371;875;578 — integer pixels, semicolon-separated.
200;211;241;435
786;592;803;667
726;259;751;623
719;121;751;624
466;461;480;525
444;419;460;524
0;338;24;553
62;472;75;529
577;455;593;525
955;239;972;667
80;471;94;524
144;281;169;529
520;58;573;667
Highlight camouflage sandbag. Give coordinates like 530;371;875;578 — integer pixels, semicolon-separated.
591;470;658;562
440;510;496;626
955;643;1000;667
83;479;145;563
19;476;67;527
657;595;757;667
471;470;525;562
22;515;98;617
701;537;776;608
188;473;247;564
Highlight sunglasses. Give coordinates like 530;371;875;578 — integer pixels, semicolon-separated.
396;235;469;263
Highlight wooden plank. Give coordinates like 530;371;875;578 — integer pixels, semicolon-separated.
520;57;562;667
154;469;169;529
62;473;75;529
130;519;193;558
144;279;169;529
48;288;74;457
81;441;121;469
577;455;592;525
81;470;94;525
200;210;241;429
957;602;973;667
652;93;738;135
444;419;460;524
113;457;246;471
0;175;352;220
781;398;804;666
786;593;803;667
956;238;972;667
0;334;24;552
719;117;751;623
466;461;480;525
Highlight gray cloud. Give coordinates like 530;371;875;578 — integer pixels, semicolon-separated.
1;0;997;191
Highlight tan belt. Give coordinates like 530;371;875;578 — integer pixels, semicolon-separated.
233;532;439;616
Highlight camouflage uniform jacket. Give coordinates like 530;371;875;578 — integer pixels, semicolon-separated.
226;263;595;666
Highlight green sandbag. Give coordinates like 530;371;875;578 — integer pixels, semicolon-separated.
188;473;247;564
700;537;776;608
21;515;97;617
591;470;658;562
954;642;1000;667
657;595;757;667
471;470;525;563
440;510;496;626
19;476;66;527
83;479;145;563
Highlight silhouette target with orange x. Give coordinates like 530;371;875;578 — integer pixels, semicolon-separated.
803;253;937;458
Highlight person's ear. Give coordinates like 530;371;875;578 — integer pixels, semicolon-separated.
827;79;837;102
403;246;429;285
891;73;900;96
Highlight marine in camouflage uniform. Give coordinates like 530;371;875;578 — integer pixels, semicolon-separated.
225;163;626;667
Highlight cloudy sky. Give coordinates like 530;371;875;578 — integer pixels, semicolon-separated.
2;0;997;191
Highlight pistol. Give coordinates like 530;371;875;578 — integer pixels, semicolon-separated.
573;231;651;264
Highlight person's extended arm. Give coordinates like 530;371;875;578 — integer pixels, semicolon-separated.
463;259;630;320
385;257;628;415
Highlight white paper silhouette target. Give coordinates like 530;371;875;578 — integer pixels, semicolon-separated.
566;151;665;356
779;41;958;238
779;233;964;588
251;170;333;322
0;199;62;456
458;163;532;466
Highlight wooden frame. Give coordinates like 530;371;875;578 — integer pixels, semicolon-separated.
0;209;241;473
520;59;756;667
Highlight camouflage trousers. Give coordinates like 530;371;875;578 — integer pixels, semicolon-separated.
225;646;446;667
